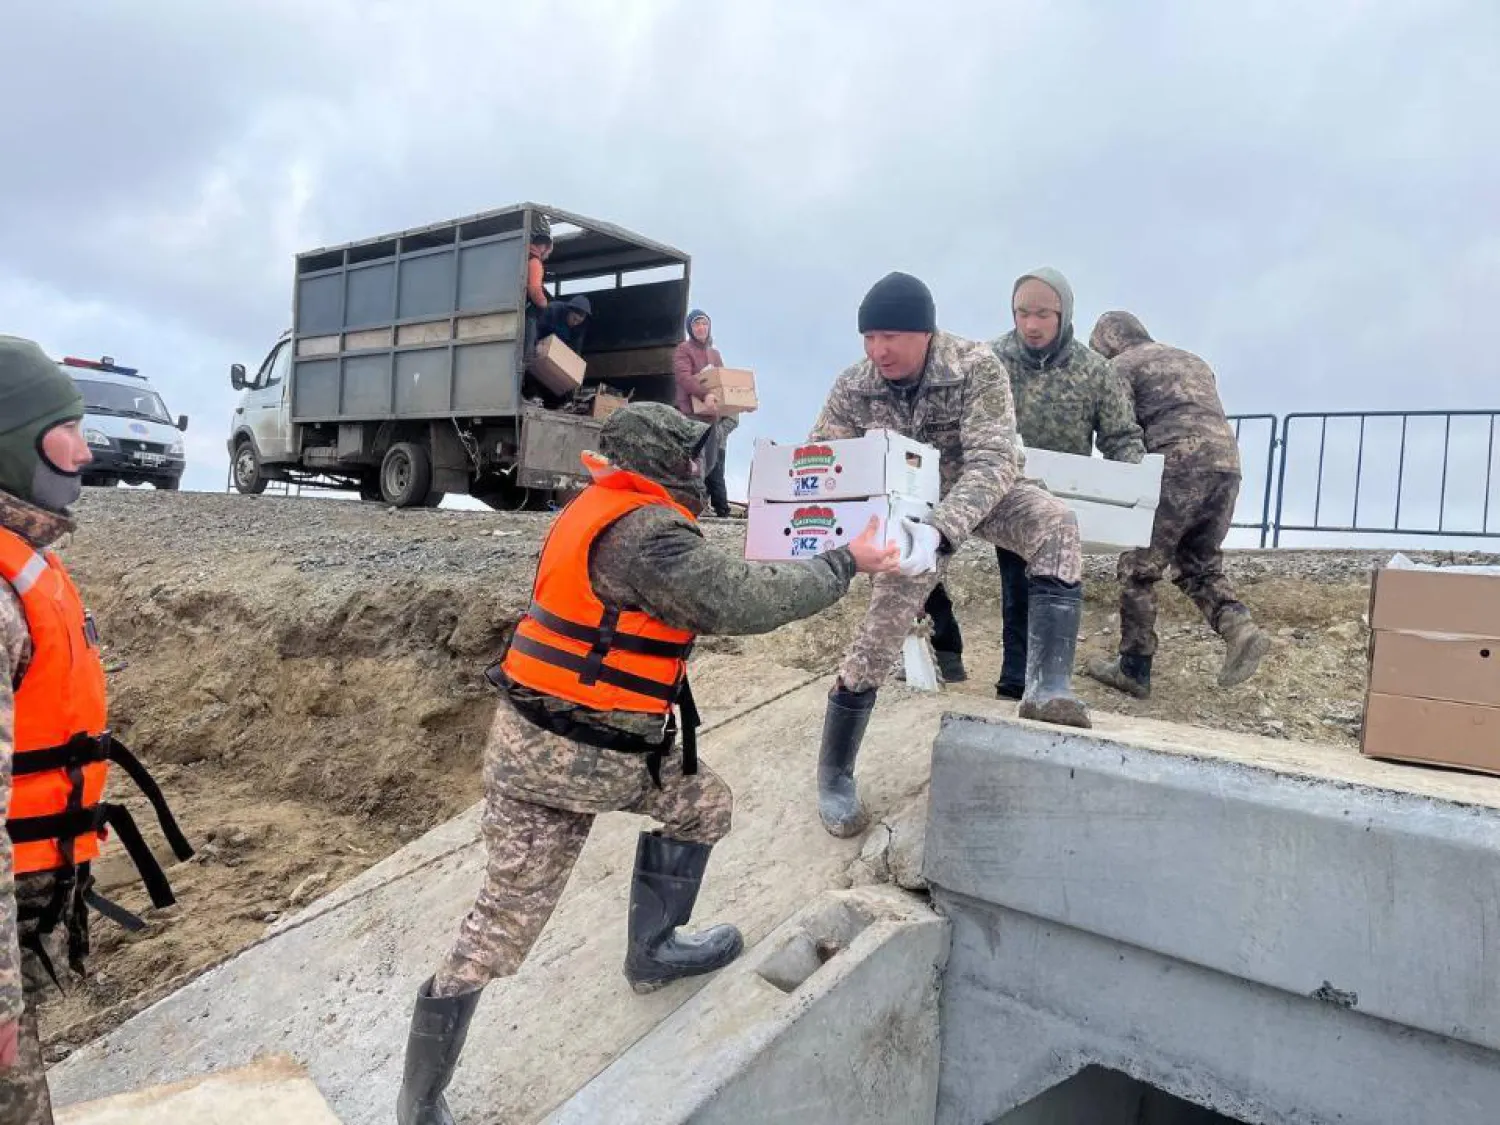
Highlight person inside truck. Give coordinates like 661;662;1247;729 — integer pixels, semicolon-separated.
523;231;555;362
536;294;592;354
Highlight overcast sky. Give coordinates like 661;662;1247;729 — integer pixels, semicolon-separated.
3;0;1496;540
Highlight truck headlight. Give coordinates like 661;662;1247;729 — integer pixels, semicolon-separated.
169;438;185;457
85;429;111;448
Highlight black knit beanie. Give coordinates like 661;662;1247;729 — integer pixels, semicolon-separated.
857;272;936;334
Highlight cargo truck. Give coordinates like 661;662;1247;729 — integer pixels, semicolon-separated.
227;203;690;507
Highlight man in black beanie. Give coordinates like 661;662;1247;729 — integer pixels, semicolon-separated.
804;272;1090;838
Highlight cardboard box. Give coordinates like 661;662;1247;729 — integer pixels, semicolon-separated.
1369;630;1500;709
1021;448;1165;511
702;367;756;394
1361;559;1500;776
527;336;586;395
691;386;758;415
590;391;629;420
1368;565;1500;637
1361;694;1500;777
745;493;932;561
1067;497;1159;553
747;430;941;504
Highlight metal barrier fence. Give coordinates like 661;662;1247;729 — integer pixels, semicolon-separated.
1225;410;1500;548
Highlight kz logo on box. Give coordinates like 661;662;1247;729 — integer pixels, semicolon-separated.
782;504;840;557
790;444;841;496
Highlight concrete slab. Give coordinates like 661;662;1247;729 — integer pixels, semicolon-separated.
925;714;1500;1124
55;1055;339;1125
48;678;968;1124
549;886;948;1124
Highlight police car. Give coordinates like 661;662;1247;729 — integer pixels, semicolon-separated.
61;356;189;490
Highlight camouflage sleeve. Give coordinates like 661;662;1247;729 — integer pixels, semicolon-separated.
592;507;858;636
928;346;1020;549
0;583;26;1025
1091;354;1146;463
807;365;868;441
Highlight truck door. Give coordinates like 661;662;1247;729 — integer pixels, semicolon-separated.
246;340;294;462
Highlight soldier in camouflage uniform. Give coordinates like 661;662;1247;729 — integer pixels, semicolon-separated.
922;267;1146;696
397;403;900;1125
1084;312;1271;696
0;337;98;1123
807;272;1091;840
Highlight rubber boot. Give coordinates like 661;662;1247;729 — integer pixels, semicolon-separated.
396;977;481;1125
818;684;875;837
995;549;1030;699
1085;652;1153;699
1218;612;1271;687
934;649;968;684
623;832;744;994
1017;578;1092;729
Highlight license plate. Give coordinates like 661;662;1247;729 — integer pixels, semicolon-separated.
133;451;165;466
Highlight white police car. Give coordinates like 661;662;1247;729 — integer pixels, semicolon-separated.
60;356;189;490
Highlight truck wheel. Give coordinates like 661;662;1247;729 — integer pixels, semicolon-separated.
159;479;181;492
380;442;433;507
233;441;267;495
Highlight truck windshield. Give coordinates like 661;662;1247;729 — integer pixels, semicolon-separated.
74;378;172;424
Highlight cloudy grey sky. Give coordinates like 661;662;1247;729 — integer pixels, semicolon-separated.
3;0;1497;541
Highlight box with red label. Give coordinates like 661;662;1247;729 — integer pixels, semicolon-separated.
744;493;933;561
747;430;940;504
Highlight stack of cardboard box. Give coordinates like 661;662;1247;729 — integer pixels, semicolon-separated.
691;367;759;416
1361;558;1500;775
744;430;940;561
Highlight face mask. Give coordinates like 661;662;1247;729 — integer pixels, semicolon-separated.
31;457;82;512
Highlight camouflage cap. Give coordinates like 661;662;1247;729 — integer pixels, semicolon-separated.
1089;311;1153;359
599;402;711;500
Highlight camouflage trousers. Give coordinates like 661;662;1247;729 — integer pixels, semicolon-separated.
1119;468;1248;657
0;869;90;1125
430;697;733;998
840;481;1081;692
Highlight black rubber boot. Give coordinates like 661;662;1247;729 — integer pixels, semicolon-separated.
924;585;967;682
995;548;1030;699
1017;578;1092;729
396;977;481;1125
623;832;744;994
1085;651;1153;699
934;649;968;684
818;684;876;838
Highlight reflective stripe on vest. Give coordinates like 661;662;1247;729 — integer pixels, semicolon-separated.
500;458;697;715
0;526;193;904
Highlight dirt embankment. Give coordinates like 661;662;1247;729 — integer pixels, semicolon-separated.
36;489;1499;1054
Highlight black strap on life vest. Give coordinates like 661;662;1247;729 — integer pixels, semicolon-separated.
485;663;700;789
525;602;692;661
7;732;194;916
507;633;682;704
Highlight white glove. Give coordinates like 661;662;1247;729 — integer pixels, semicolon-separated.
895;516;942;576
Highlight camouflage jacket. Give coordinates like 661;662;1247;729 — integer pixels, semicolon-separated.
505;504;857;740
809;330;1024;549
0;490;74;1025
991;332;1145;462
1106;342;1240;474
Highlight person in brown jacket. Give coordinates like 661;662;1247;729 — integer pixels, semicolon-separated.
672;309;733;517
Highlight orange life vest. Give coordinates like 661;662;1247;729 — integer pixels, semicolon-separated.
0;525;192;914
495;455;701;778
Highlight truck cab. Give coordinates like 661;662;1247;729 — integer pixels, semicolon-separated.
63;356;189;490
226;202;692;508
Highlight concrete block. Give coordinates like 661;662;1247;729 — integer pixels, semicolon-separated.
547;886;949;1125
924;714;1500;1124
